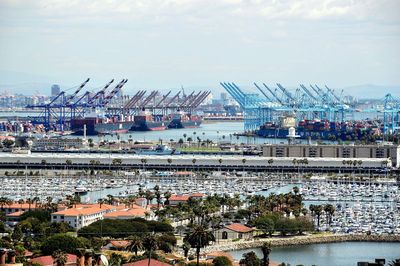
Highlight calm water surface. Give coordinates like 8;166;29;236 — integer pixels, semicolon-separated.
230;242;400;266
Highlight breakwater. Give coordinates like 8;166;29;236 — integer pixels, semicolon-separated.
203;234;400;253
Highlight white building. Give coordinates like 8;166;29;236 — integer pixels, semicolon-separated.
51;204;116;230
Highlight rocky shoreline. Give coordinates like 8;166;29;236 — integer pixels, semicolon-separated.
203;234;400;253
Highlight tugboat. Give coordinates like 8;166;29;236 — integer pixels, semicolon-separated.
134;144;176;155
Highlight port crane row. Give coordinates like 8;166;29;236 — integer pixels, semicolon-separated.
26;79;211;131
221;82;400;134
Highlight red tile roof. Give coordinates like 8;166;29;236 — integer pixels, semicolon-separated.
30;254;77;266
53;204;115;216
110;240;130;249
169;195;190;201
225;223;253;233
3;203;39;210
104;208;146;218
6;210;25;217
123;259;170;266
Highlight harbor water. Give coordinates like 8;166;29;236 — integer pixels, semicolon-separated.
229;242;400;266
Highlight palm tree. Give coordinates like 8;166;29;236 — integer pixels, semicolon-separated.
192;158;197;169
141;158;147;171
52;250;67;266
324;204;335;226
127;235;143;255
167;158;172;171
97;199;104;208
261;242;272;266
314;205;323;230
142;233;158;266
26;198;34;210
182;241;191;261
184;224;215;266
0;197;12;210
164;191;172;206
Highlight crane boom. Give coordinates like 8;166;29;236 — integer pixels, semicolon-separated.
262;83;284;105
88;79;114;104
253;83;273;101
65;78;90;104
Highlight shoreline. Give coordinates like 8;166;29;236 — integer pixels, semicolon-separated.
203;234;400;253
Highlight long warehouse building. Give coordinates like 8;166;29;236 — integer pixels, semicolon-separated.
0;152;392;171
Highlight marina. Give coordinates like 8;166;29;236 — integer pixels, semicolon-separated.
1;170;399;236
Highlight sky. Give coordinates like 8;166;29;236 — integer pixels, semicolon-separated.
0;0;399;96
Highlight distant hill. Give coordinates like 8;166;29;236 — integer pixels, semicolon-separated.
342;84;400;99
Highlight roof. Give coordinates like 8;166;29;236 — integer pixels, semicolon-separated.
169;195;190;201
53;204;115;216
3;203;39;209
123;259;170;266
225;223;253;233
110;240;130;249
6;210;25;217
30;254;77;266
191;193;205;197
104;208;146;218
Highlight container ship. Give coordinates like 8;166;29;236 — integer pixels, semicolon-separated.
70;111;134;136
256;117;380;141
168;110;202;129
130;109;169;131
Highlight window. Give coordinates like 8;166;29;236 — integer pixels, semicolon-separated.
222;231;228;239
238;233;243;239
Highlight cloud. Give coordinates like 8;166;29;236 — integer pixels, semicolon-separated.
1;0;399;24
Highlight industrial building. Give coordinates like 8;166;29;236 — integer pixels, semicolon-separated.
261;143;400;167
31;137;85;151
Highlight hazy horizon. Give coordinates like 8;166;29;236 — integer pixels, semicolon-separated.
0;0;399;98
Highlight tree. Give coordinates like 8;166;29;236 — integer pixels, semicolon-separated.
3;139;15;148
212;256;233;266
255;217;275;237
182;241;191;261
164;191;172;206
293;186;299;195
313;205;323;230
184;224;215;266
127;235;143;256
261;242;272;266
142;233;158;266
41;234;90;255
108;252;126;266
52;250;67;266
239;251;261;266
324;204;335;226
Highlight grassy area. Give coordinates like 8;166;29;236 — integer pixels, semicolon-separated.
179;146;221;152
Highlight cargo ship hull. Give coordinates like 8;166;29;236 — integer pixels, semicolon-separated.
256;120;379;141
168;117;202;129
71;118;134;135
130;121;168;131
